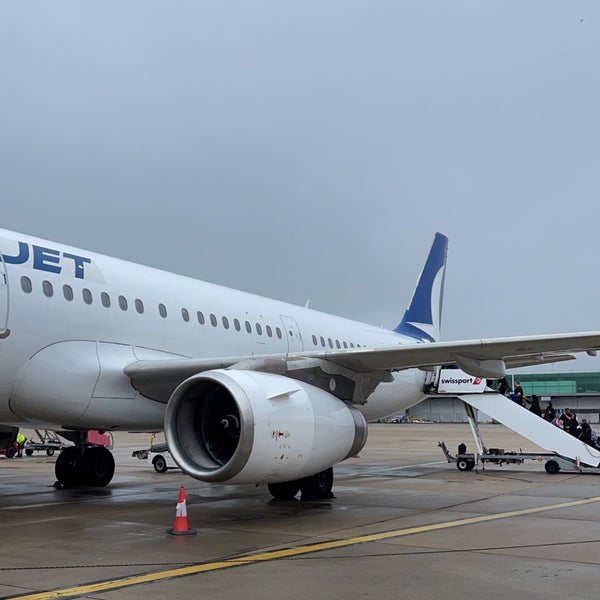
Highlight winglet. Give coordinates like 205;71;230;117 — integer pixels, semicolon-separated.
394;233;448;342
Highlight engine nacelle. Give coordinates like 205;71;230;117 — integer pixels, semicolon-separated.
164;369;367;484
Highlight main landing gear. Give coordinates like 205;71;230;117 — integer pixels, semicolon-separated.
54;432;115;488
267;466;335;501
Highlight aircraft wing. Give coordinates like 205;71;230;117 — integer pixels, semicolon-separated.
125;331;600;402
318;331;600;374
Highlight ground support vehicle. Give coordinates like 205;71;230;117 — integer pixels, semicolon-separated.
132;442;178;473
439;399;600;475
24;430;66;456
437;440;567;473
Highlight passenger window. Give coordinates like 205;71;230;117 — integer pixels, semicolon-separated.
234;318;241;331
276;327;282;339
256;323;262;336
312;334;318;346
210;313;217;327
182;308;190;322
343;341;348;349
101;292;111;308
335;340;341;349
328;338;333;349
320;336;325;347
82;288;93;305
42;280;54;298
245;321;252;333
63;285;74;301
197;311;205;325
266;325;273;337
350;343;355;348
118;295;128;311
159;303;167;318
222;316;230;329
135;299;144;314
20;276;32;293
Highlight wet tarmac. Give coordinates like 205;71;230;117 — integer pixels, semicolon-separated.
2;423;600;600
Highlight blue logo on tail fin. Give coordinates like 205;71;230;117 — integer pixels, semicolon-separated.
394;233;448;342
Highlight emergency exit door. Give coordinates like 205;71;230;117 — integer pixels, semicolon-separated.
279;315;304;352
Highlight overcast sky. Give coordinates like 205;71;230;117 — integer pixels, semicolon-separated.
1;2;600;371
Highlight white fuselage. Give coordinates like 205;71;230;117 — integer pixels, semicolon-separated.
0;229;427;430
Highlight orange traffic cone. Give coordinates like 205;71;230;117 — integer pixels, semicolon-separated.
167;486;196;536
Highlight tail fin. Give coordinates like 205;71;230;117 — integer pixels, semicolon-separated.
394;232;448;342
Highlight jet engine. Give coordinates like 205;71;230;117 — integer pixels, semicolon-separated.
164;369;367;485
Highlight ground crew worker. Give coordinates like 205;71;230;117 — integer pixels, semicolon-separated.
16;432;27;457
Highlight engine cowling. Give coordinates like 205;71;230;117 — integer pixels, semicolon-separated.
164;369;367;484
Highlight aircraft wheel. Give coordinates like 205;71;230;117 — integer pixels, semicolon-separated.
267;480;300;500
153;455;168;473
55;447;80;487
545;459;561;475
82;446;115;487
300;467;334;501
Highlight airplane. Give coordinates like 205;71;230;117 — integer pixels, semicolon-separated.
1;228;600;500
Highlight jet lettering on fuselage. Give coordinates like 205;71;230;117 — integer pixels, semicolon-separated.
1;241;91;279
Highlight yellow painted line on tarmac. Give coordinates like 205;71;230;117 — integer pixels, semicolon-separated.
6;495;600;600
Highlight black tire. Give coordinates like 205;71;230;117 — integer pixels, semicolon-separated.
456;458;470;471
268;480;300;499
314;466;334;496
153;455;168;473
46;447;55;457
300;467;334;501
82;446;115;487
25;448;34;456
545;459;561;475
55;446;115;488
5;446;16;459
466;459;476;471
55;447;80;487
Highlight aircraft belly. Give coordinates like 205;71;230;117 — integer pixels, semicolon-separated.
359;369;426;421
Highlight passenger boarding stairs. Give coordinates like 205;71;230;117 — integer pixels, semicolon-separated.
458;392;600;468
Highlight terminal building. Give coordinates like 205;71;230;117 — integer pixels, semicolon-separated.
406;372;600;424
